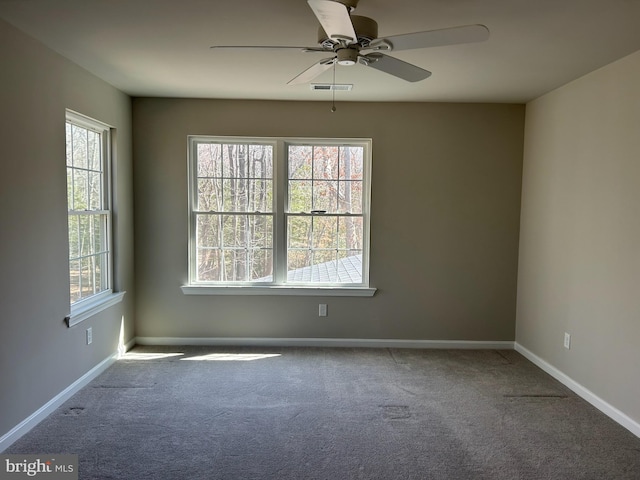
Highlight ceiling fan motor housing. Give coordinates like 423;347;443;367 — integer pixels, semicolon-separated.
318;15;379;49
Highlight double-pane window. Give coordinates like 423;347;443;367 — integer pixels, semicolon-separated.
188;137;371;289
66;112;112;306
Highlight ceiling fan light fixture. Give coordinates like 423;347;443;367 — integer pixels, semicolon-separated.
336;48;358;65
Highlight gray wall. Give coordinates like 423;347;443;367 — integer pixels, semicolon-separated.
517;50;640;424
133;98;525;341
0;19;135;439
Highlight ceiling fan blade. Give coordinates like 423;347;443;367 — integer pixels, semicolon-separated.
308;0;357;44
362;53;431;82
288;58;336;85
371;24;489;52
210;45;328;53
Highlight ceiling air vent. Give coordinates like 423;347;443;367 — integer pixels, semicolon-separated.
311;84;353;91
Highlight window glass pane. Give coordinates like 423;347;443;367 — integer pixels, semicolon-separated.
288;250;363;284
197;143;222;177
288;180;312;212
93;214;107;254
196;214;274;281
68;215;79;259
313;146;339;179
288;216;311;248
312;251;338;283
336;250;362;283
197;247;220;281
249;249;273;281
197;214;221;248
80;256;94;299
71;125;87;169
339;146;363;180
77;214;92;257
222;144;248;178
72;169;88;210
247;179;272;212
69;259;81;303
222;214;247;248
288;145;312;179
218;249;247;282
312;216;338;250
88;172;103;210
197;143;273;214
287;250;311;281
338;216;363;250
287;250;340;283
312;181;338;212
223;178;260;212
338;180;363;214
95;252;108;294
222;179;238;211
66;168;74;210
87;130;101;171
248;144;273;178
197;178;222;211
221;144;233;177
66;124;73;166
249;215;273;249
312;250;337;265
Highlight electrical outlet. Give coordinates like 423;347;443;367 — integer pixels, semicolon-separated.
86;327;93;345
319;304;328;317
563;332;571;350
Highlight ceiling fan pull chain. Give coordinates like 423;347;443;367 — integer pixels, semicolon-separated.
331;61;337;112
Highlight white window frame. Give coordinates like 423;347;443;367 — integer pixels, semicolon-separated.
65;110;124;326
183;136;375;297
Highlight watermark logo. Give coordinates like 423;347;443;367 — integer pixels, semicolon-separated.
0;455;77;480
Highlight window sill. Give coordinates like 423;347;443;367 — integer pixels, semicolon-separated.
180;285;376;297
67;291;126;327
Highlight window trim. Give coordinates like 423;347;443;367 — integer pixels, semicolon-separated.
185;136;375;296
66;110;124;325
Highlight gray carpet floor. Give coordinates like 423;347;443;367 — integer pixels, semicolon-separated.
6;346;640;479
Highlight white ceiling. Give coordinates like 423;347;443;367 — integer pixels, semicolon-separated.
1;0;640;103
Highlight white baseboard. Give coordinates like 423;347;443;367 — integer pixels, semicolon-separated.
135;336;515;350
0;338;136;453
515;343;640;438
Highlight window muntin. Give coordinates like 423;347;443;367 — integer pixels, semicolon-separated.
188;137;371;288
65;112;112;306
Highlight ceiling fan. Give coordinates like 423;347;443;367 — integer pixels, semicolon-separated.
210;0;490;85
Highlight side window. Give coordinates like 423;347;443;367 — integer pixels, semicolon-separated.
65;111;113;320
